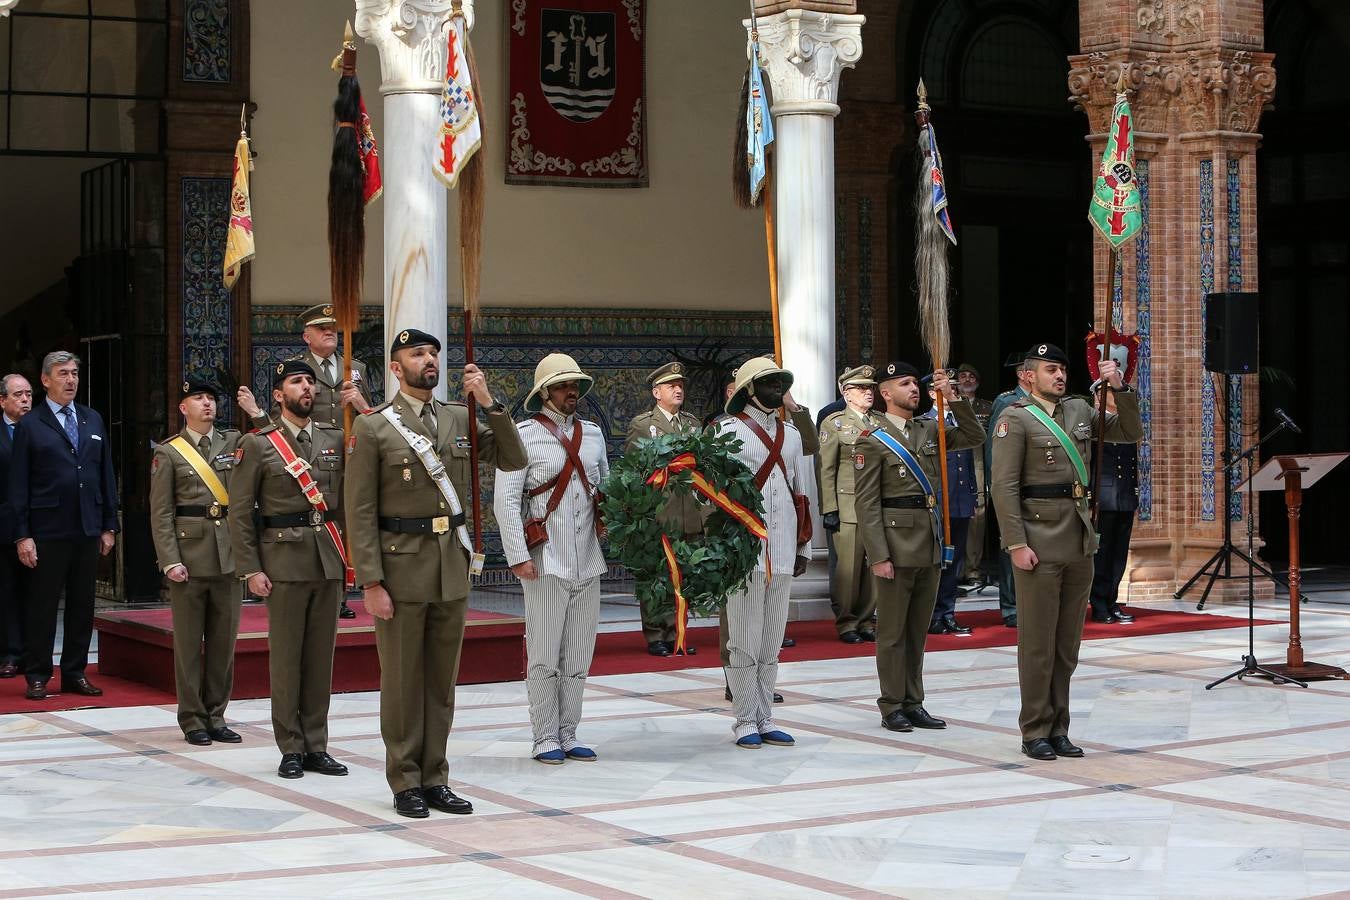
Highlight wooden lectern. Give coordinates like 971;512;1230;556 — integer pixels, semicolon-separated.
1242;453;1349;681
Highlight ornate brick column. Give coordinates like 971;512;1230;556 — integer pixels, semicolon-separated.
1069;0;1275;602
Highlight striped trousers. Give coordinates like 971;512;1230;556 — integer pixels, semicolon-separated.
523;574;601;755
723;571;791;740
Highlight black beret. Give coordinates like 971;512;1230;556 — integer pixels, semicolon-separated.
1026;342;1070;366
390;328;441;355
877;361;921;382
273;358;316;387
180;376;220;399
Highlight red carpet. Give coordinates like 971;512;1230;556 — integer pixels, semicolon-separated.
586;606;1277;677
0;606;1273;714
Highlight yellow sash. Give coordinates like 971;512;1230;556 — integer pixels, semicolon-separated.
166;435;230;507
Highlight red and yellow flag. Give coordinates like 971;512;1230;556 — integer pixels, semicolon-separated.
223;134;254;289
433;7;482;189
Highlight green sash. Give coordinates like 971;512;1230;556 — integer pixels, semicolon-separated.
1022;403;1090;488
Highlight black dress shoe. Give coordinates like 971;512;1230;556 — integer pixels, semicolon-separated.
781;637;795;648
185;730;212;746
839;630;863;644
943;615;973;636
64;676;103;696
25;680;48;700
675;644;697;656
0;661;18;678
302;751;349;776
1110;605;1135;624
1049;735;1084;757
1090;613;1120;624
339;603;357;620
647;641;671;657
773;692;784;704
208;726;242;743
904;707;947;729
424;785;473;814
858;631;876;642
1021;738;1056;761
1004;616;1017;628
278;753;304;778
394;788;429;819
928;620;952;635
881;710;913;732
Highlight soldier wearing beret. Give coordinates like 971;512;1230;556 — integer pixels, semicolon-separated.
149;378;244;746
346;329;527;818
228;359;349;781
989;342;1142;761
624;361;704;657
817;365;881;644
854;361;985;734
954;363;993;589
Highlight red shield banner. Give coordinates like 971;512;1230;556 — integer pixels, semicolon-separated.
506;0;648;188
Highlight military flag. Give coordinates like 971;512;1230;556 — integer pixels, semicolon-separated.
920;120;956;246
222;129;254;289
745;37;774;206
1088;93;1142;248
433;3;482;190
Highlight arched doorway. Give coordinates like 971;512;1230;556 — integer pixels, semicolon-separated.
1257;0;1350;566
893;0;1090;390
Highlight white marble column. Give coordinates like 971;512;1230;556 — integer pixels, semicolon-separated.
751;9;863;418
356;0;473;399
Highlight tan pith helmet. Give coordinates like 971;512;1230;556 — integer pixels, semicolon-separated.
725;355;793;415
525;352;593;414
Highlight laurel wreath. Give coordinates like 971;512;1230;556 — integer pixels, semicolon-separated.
600;429;764;620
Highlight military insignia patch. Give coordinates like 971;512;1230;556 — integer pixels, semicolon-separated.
234;447;245;462
996;421;1009;438
402;467;412;482
650;425;658;438
455;436;471;449
347;434;357;455
853;453;865;470
151;456;160;473
323;305;334;317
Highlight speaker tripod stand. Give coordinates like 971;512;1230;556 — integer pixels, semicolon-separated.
1174;382;1306;609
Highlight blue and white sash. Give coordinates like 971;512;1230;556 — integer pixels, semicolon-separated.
869;427;950;564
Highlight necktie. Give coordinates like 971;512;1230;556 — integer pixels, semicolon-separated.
297;427;311;458
60;406;78;449
197;435;211;458
6;423;12;439
323;359;335;384
421;403;437;442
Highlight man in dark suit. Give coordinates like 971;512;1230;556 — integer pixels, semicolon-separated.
0;373;35;678
10;352;119;700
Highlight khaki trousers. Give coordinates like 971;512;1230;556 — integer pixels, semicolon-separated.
873;565;939;716
265;581;340;754
374;599;466;793
1013;558;1093;740
832;522;876;636
170;575;243;734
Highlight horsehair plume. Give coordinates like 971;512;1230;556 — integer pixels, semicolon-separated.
914;123;951;371
458;15;486;322
328;26;364;336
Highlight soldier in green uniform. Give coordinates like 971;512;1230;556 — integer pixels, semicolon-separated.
345;328;526;818
986;356;1035;626
817;365;881;643
624;361;704;657
854;362;985;733
149;377;244;746
989;343;1141;761
228;359;350;781
954;363;993;588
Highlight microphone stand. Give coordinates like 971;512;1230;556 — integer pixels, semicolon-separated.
1205;416;1308;690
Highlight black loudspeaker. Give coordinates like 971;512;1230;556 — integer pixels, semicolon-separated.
1204;292;1259;374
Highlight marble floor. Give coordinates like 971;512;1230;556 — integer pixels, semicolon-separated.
4;593;1350;898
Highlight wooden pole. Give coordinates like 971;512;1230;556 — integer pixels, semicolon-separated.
1091;247;1118;528
1282;459;1304;669
764;171;782;367
935;388;952;559
463;291;483;557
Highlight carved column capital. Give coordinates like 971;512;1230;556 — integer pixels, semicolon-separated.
355;0;474;95
749;9;864;117
1069;46;1274;136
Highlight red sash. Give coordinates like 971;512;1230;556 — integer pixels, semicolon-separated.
735;412;787;489
262;429;354;589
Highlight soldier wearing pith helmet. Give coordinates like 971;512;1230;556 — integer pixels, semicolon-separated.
817;365;882;644
148;376;244;747
989;341;1142;762
346;328;527;819
624;361;703;657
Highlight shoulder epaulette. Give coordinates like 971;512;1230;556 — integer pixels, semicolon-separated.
314;421;342;431
254;423;279;435
1011;399;1032;409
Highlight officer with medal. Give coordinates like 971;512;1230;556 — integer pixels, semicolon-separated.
149;377;245;746
989;342;1142;761
229;359;350;781
346;329;526;818
624;361;703;657
817;365;881;644
854;362;984;734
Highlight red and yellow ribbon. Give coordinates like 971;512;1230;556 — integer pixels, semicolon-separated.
646;452;767;653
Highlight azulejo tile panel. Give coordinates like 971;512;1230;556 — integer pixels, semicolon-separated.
182;0;231;84
1227;157;1244;522
1136;160;1153;522
1199;159;1216;522
180;176;234;421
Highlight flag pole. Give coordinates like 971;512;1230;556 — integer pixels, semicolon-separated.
914;81;955;565
1091;249;1117;528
